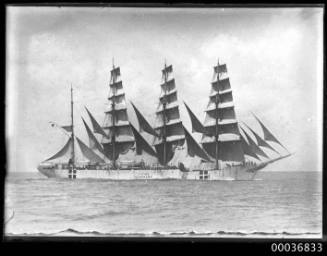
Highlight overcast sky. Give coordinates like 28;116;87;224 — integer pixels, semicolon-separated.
6;7;323;172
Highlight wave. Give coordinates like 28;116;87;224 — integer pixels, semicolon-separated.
6;228;321;237
71;210;128;221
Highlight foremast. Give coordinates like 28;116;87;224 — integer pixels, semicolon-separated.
162;62;168;165
214;62;219;169
111;62;117;168
202;60;244;169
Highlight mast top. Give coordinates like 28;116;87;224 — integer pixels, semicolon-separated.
112;57;115;69
70;84;73;102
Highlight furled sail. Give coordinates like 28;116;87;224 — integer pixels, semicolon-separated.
183;126;211;162
45;137;73;161
130;123;157;157
240;134;260;160
82;118;105;155
130;102;158;137
252;112;289;152
202;61;245;165
184;101;206;134
76;137;104;163
154;63;185;165
85;106;108;138
242;122;280;155
240;127;269;159
101;65;135;161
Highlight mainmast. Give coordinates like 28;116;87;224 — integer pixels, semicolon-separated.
154;62;185;166
70;85;75;169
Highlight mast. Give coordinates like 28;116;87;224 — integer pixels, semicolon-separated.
215;59;220;169
162;61;168;166
201;59;244;167
101;62;135;165
111;62;116;168
154;62;185;166
70;85;75;169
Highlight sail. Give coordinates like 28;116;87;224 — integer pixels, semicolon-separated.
154;63;185;165
111;66;121;77
202;61;244;164
130;123;157;157
243;122;280;155
85;107;108;138
183;126;211;162
61;125;72;132
101;65;135;161
102;141;134;161
252;113;289;152
184;102;206;134
154;142;177;165
214;63;227;74
202;140;244;162
130;102;158;137
240;127;269;159
46;137;73;161
76;137;104;163
162;64;173;75
82;118;105;155
240;134;260;160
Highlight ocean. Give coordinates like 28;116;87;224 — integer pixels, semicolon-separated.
4;171;322;238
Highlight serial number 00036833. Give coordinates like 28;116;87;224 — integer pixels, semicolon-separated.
271;242;323;253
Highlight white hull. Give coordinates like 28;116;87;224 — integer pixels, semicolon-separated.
37;163;262;181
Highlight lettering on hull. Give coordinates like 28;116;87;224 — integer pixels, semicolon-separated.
134;174;153;179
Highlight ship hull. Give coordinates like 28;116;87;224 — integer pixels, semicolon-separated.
37;163;265;181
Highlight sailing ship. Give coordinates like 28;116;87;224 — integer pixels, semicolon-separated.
37;60;291;180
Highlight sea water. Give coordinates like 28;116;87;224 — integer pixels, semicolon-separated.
4;171;322;238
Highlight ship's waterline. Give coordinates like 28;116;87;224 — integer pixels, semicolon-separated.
37;163;260;180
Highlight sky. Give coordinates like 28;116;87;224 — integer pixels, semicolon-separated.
6;7;323;172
